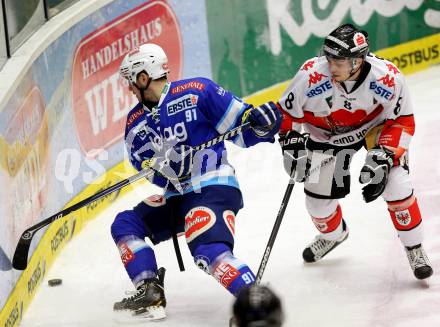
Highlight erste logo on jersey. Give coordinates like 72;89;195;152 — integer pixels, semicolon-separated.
306;71;332;98
369;74;395;100
167;94;199;116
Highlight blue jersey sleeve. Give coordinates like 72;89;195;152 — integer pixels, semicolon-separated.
124;105;168;188
199;79;275;147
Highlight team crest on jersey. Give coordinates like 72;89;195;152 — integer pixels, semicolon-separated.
395;209;412;226
167;94;199;116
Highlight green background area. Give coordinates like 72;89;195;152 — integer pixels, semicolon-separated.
206;0;440;97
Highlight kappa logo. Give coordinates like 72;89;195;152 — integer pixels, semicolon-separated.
308;72;328;87
395;209;412;226
167;94;199;116
386;63;399;75
377;74;395;88
301;60;315;71
185;207;216;242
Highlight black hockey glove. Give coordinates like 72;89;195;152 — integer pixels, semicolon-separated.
278;130;310;182
359;146;394;203
242;101;282;138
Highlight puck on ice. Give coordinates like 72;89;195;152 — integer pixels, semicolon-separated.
48;279;62;287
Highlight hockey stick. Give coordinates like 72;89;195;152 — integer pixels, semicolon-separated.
255;179;294;284
229;179;294;327
12;122;251;270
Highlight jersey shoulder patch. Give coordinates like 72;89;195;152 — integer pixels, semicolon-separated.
126;103;145;129
169;78;210;96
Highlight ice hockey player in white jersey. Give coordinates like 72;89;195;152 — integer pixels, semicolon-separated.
277;24;433;280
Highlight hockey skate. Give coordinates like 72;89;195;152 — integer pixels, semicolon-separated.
303;220;349;263
405;244;433;280
114;267;166;321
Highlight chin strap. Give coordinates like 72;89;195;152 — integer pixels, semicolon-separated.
345;58;363;81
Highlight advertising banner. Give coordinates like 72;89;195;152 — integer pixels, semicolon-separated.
0;0;211;320
206;0;440;97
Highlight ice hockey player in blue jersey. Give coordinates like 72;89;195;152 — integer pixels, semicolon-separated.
111;43;282;321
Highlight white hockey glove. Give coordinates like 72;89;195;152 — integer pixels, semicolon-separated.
359;146;394;203
278;130;310;182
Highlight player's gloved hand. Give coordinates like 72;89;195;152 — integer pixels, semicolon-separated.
359;146;394;203
161;144;195;181
242;101;282;138
278;130;310;182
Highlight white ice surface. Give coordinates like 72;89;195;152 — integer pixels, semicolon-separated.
21;66;440;327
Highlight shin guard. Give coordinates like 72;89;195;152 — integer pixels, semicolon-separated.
116;235;158;288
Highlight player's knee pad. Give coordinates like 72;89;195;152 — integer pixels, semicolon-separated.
111;210;146;243
305;196;339;218
382;166;413;201
193;242;231;274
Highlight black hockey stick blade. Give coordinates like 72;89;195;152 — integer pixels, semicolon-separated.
12;235;33;270
12;213;58;270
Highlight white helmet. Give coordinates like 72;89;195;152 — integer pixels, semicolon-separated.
119;43;169;83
